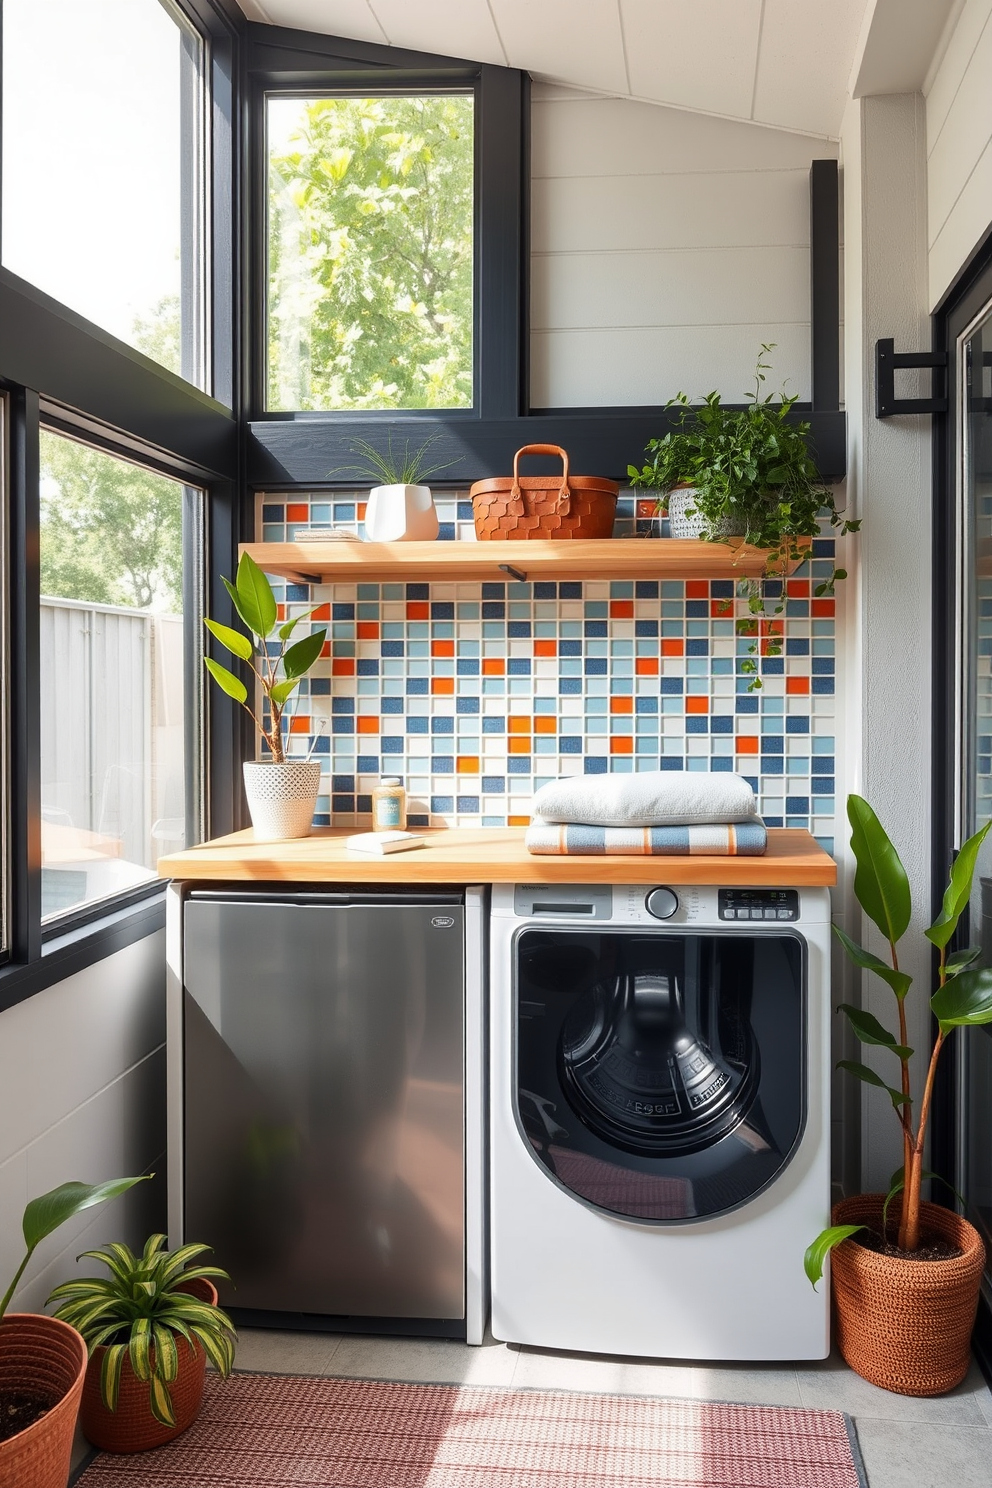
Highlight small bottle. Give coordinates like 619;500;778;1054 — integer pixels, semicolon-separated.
372;776;406;831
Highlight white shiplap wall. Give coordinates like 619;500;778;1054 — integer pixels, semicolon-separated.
0;934;167;1311
926;0;992;308
530;85;840;408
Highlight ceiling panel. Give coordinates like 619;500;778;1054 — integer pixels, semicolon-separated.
752;0;871;137
369;0;507;66
242;0;388;45
489;0;629;95
621;0;761;119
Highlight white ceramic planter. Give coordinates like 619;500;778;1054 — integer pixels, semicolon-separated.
667;485;746;540
364;484;439;542
243;761;321;841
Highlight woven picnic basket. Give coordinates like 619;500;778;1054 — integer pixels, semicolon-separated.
830;1194;985;1396
471;444;618;540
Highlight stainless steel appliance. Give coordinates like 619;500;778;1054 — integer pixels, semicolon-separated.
168;885;486;1341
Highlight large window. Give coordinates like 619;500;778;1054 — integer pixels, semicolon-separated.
266;93;474;412
1;0;205;386
39;432;191;922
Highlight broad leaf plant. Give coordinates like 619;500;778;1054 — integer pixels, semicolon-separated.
203;551;327;764
48;1234;236;1428
805;796;992;1285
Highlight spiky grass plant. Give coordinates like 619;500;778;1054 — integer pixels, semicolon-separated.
48;1234;236;1427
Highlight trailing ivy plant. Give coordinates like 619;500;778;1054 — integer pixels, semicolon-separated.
805;796;992;1285
202;552;327;764
628;346;860;687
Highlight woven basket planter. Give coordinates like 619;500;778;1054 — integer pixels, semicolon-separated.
79;1278;216;1454
0;1314;87;1488
831;1195;986;1396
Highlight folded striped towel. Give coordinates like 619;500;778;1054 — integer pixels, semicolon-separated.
530;771;756;828
525;819;767;856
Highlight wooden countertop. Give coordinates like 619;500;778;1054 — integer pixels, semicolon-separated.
158;827;836;886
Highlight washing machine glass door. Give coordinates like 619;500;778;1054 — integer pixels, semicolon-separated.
515;928;805;1222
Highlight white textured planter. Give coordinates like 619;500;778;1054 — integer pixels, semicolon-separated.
243;761;320;841
667;485;746;540
364;484;439;542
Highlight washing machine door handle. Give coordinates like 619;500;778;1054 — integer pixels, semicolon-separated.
519;1088;569;1141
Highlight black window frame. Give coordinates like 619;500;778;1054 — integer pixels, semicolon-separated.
0;0;244;1012
245;24;529;427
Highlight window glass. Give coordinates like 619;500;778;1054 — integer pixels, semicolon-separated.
2;0;204;386
39;431;189;921
267;94;474;411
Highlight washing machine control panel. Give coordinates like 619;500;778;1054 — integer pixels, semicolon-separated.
645;887;679;919
718;888;799;921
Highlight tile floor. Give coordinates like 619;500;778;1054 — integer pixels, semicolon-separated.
71;1325;990;1488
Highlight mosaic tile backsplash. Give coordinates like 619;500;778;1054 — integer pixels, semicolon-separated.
257;491;839;852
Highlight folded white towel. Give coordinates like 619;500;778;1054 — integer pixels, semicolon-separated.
530;771;756;828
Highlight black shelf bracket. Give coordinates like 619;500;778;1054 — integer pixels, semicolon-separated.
875;338;947;417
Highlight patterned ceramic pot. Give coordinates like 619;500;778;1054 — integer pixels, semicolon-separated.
364;484;439;542
0;1314;87;1488
243;761;320;841
667;485;746;540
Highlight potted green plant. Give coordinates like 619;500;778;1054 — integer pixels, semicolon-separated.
0;1175;146;1488
335;432;455;541
628;346;859;686
48;1232;236;1454
204;551;327;839
805;795;992;1396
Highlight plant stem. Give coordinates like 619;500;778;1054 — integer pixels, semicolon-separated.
0;1247;33;1321
891;940;914;1244
902;1029;944;1253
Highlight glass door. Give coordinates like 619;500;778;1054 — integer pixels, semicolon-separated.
955;299;992;1257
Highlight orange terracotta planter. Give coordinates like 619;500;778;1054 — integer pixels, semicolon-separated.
79;1278;216;1454
0;1313;87;1488
831;1195;987;1396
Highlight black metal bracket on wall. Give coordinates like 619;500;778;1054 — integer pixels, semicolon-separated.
875;338;948;417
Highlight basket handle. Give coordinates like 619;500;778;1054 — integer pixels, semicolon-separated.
510;444;571;517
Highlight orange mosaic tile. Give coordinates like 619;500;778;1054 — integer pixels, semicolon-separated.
482;658;505;675
610;736;634;754
736;736;760;754
431;639;455;656
534;716;557;734
507;716;531;734
786;676;811;695
685;696;709;714
356;716;379;733
456;756;480;773
431;677;454;694
610;696;634;713
508;737;531;754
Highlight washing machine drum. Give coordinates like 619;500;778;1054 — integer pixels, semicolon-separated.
515;929;806;1222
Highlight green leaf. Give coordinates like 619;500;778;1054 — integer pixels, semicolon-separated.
204;657;248;705
268;677;301;708
279;604;322;641
836;1002;912;1059
152;1323;179;1383
129;1317;152;1382
832;925;913;1000
837;1059;911;1107
946;946;982;974
804;1225;865;1287
847;795;911;945
203;618;253;661
282;629;326;680
926;820;992;949
931;965;992;1032
22;1177;147;1253
149;1372;176;1428
235;552;277;639
100;1344;127;1413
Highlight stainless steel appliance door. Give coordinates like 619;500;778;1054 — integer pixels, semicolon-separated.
183;894;465;1320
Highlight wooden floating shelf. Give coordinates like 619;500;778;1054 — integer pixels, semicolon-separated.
243;538;808;586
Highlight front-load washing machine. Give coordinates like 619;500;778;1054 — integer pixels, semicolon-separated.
489;879;831;1360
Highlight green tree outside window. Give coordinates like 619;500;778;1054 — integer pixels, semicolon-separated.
267;93;474;412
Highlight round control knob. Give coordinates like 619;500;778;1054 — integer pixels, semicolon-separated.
645;887;679;920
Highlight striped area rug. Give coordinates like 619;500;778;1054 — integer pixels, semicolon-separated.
76;1372;866;1487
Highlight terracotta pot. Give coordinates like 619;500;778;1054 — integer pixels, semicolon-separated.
830;1195;986;1396
79;1278;217;1454
0;1313;87;1488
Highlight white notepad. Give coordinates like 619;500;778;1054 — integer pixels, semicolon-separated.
345;831;426;855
